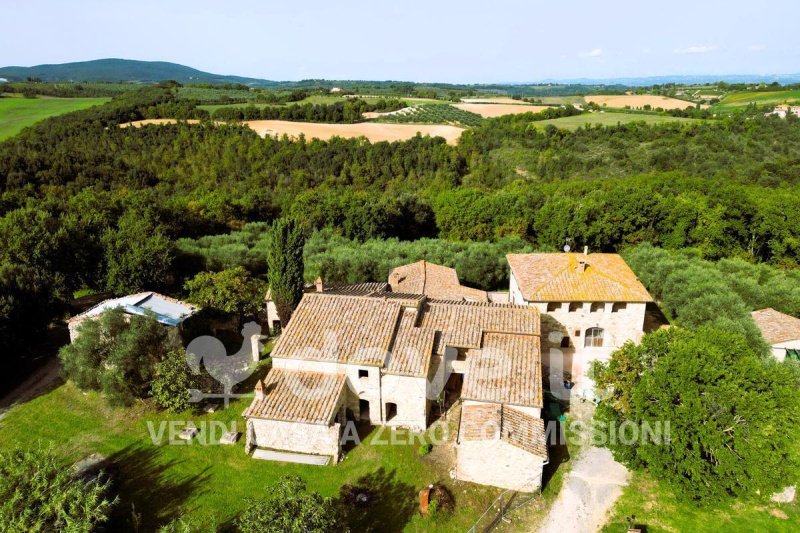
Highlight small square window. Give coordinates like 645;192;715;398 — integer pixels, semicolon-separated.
568;302;582;312
546;302;560;312
358;369;369;379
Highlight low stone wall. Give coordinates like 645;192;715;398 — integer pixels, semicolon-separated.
248;418;342;461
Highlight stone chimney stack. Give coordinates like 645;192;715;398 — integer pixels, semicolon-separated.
578;247;589;272
315;276;324;293
254;380;265;400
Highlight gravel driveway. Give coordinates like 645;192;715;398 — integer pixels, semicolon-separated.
538;446;630;533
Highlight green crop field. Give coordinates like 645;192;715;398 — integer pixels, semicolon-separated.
714;89;800;110
198;94;346;113
531;111;701;131
0;95;110;140
374;104;484;127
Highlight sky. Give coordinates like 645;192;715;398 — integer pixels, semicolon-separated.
2;0;799;83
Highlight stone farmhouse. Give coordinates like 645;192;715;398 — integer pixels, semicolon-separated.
244;278;547;490
244;252;651;491
506;250;653;397
752;308;800;362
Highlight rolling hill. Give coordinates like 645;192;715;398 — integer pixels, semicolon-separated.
0;58;277;86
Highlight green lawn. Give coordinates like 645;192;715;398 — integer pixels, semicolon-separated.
602;471;800;532
0;365;563;532
0;95;110;140
532;111;701;131
714;89;800;110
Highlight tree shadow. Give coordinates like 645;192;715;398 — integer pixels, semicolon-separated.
102;443;211;531
337;467;417;533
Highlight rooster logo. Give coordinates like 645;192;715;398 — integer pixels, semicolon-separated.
185;322;265;406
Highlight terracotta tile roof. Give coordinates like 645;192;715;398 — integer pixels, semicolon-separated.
389;260;488;302
502;407;548;458
272;293;400;366
243;369;346;424
459;403;547;459
460;403;502;440
462;332;543;408
322;282;390;296
420;300;540;352
751;308;800;344
507;253;652;303
385;310;437;377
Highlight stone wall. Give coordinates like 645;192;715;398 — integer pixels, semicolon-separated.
248;418;342;461
381;374;428;432
456;439;544;492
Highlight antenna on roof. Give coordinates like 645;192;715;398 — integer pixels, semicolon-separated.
563;237;572;253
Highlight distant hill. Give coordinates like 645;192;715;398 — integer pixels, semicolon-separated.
0;58;277;86
539;73;800;86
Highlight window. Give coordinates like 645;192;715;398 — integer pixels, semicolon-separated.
358;369;369;379
359;399;370;420
271;320;281;334
546;302;560;313
560;336;570;348
584;327;604;348
590;302;604;313
612;302;627;313
385;402;397;422
568;302;582;312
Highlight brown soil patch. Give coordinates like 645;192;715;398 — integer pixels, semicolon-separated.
586;95;699;110
120;119;464;145
461;97;529;105
245;120;464;144
454;103;550;118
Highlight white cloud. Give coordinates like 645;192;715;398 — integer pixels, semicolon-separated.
747;44;766;51
673;45;718;54
578;48;603;58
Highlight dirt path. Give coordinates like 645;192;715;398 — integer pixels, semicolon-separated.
0;357;62;419
537;446;629;533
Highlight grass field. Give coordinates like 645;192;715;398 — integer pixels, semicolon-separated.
602;471;800;533
532;111;701;131
0;365;568;531
714;89;800;110
0;95;110;140
198;94;345;114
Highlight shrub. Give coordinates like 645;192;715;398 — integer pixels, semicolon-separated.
236;475;348;533
418;443;433;456
59;308;183;406
0;445;115;532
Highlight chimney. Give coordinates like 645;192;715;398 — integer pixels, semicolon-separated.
254;380;265;400
315;276;324;293
251;334;263;363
